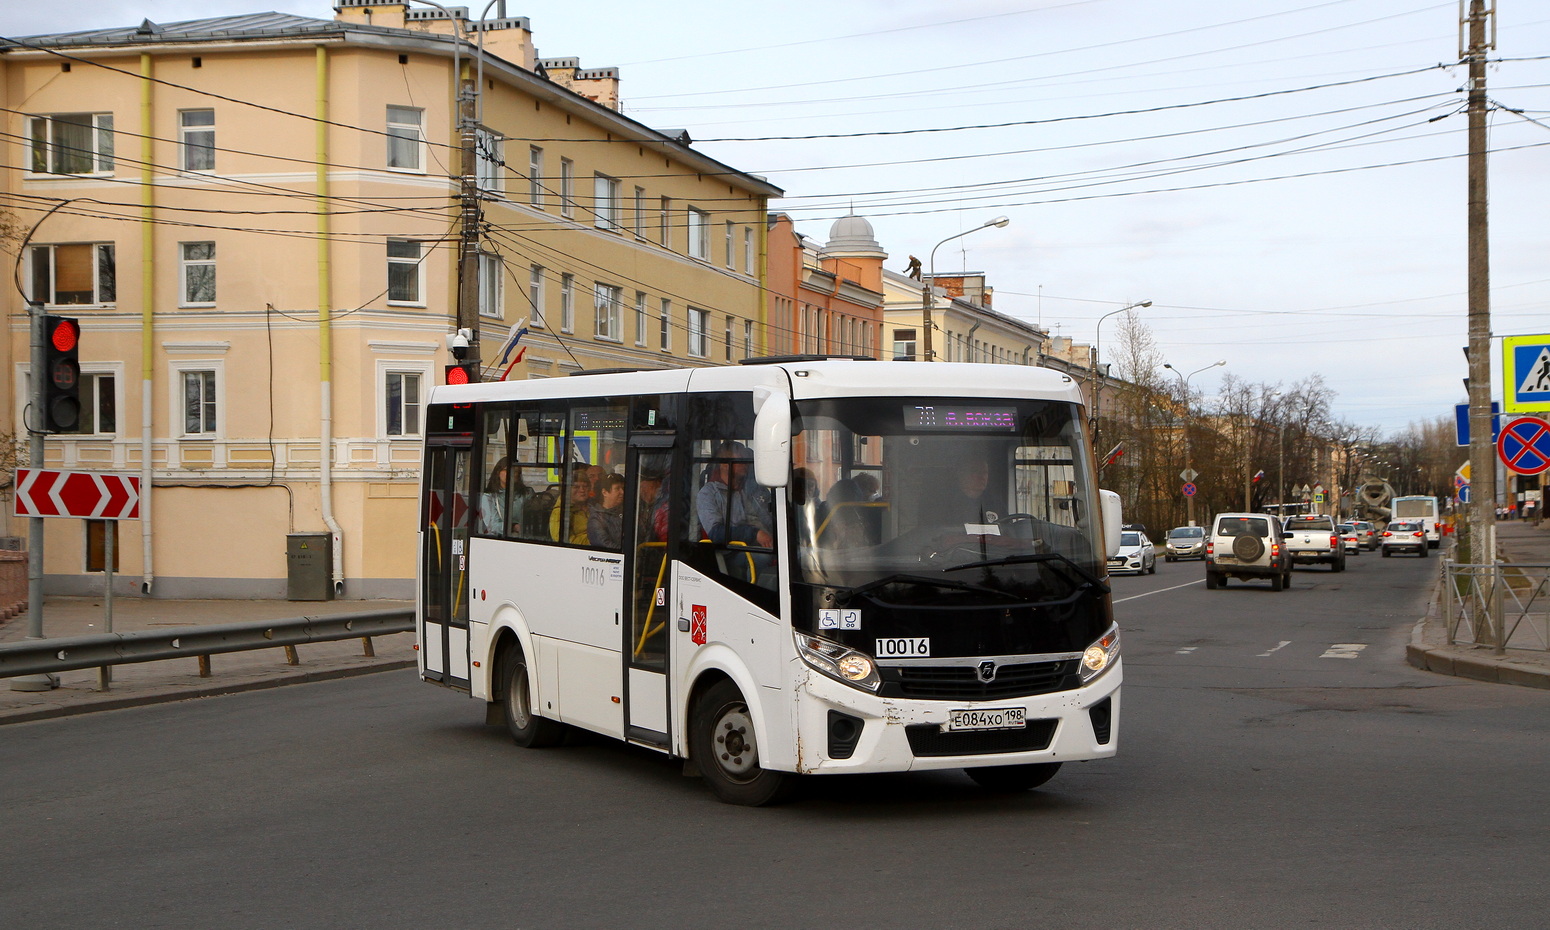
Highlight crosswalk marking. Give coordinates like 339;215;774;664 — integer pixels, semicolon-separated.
1258;640;1291;657
1320;643;1367;659
1176;646;1198;655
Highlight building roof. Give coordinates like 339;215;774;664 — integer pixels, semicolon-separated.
5;12;366;47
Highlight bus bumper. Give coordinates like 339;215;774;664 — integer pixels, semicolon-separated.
789;659;1122;774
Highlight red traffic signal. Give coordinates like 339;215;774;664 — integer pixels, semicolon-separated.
445;361;479;385
42;315;81;432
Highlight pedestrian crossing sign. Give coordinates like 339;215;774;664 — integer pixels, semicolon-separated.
1504;334;1550;413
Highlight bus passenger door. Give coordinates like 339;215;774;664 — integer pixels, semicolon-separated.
421;442;472;687
624;441;673;746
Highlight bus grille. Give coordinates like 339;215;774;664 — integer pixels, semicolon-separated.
905;720;1057;757
880;659;1078;701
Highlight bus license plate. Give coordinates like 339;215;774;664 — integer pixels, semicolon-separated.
945;707;1026;732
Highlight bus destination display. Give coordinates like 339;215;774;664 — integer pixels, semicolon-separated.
905;405;1017;432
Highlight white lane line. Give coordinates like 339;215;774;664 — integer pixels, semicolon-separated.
1176;646;1198;655
1321;643;1367;659
1114;578;1203;603
1258;640;1292;657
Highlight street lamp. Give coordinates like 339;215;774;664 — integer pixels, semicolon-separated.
1163;359;1225;526
921;216;1010;362
1087;300;1152;435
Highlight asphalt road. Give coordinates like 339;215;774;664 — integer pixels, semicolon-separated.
4;551;1547;929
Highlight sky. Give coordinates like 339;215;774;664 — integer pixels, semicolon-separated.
6;0;1548;437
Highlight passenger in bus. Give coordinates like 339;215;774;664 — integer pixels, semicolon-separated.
480;457;513;536
550;469;594;544
588;473;626;549
924;455;1000;528
696;442;773;548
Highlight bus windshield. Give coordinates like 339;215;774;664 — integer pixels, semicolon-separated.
788;396;1108;657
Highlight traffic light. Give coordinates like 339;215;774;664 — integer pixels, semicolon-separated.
445;361;479;385
41;315;81;432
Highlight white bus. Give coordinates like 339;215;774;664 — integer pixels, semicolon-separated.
1389;495;1440;548
417;359;1125;804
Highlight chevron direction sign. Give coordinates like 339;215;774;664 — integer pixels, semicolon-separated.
13;469;141;519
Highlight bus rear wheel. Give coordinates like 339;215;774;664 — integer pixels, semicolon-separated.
689;679;795;806
501;647;566;748
965;762;1062;792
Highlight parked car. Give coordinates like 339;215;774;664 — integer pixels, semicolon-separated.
1381;520;1429;557
1349;520;1379;551
1205;512;1292;591
1283;513;1346;572
1164;525;1207;561
1337;523;1362;555
1108;530;1156;575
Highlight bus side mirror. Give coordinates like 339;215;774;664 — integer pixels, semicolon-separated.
1099;489;1123;557
752;396;791;488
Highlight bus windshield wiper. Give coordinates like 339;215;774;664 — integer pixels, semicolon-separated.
829;573;1023;605
939;552;1109;593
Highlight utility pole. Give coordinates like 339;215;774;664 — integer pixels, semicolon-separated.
12;302;57;692
456;44;483;375
1464;0;1496;566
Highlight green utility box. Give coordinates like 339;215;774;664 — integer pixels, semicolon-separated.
286;533;334;601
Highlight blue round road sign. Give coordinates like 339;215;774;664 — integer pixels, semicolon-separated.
1497;415;1550;476
1182;482;1197;497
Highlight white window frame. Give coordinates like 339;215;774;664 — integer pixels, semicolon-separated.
27;243;116;308
744;227;755;274
381;365;428;440
744;320;754;359
594;173;621;231
387;239;426;306
659;197;672;247
687;207;709;260
78;366;121;438
28;113;114;176
560;158;575;217
179;241;216;308
688;307;709;358
560;273;574;333
478;252;504;319
529;264;546;328
528;146;544;207
725;221;735;269
594;282;623;342
477;128;504;196
633;187;646;238
179;108;215;172
170;361;224;440
634;291;648;346
386;105;425;173
659;298;671;352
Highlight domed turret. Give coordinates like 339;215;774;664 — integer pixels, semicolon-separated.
821;214;887;261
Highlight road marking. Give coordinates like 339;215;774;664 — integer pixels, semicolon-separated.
1321;643;1367;659
1176;646;1198;655
1258;640;1292;657
1114;579;1203;603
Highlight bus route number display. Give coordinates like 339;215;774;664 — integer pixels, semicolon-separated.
905;405;1017;432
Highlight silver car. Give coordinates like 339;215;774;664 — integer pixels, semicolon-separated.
1165;525;1206;561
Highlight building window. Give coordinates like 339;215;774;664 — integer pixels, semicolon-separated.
594;173;621;230
479;252;504;319
725;315;734;360
594;283;622;341
687;207;709;260
27;243;115;306
744;227;754;274
182;370;218;436
29;113;114;175
387;239;424;305
528;146;544;207
560;273;574;332
528;264;545;327
688;307;709;358
633;187;646;237
659;299;671;351
179;109;215;171
80;372;117;436
635;291;648;346
386;106;424;172
725;221;736;269
477;129;503;194
179;242;216;307
560;158;575;217
744;320;754;359
659;196;672;247
86;521;120;573
892;328;917;361
385;370;423;437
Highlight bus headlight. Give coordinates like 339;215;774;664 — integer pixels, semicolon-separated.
1080;625;1121;684
795;632;882;692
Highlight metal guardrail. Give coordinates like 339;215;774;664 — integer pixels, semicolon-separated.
0;609;414;680
1443;560;1550;654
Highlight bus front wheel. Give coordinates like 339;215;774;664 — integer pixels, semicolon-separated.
689;679;795;806
501;648;566;748
965;762;1062;792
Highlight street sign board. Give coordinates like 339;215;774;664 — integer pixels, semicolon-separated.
1179;468;1198;482
1497;415;1550;476
1182;482;1197;497
1454;402;1501;446
1459;485;1471;503
1503;334;1550;413
13;469;141;519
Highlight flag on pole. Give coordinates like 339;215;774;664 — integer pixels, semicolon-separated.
497;317;529;364
1252;470;1265;483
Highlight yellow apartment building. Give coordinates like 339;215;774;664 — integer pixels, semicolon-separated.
0;3;779;598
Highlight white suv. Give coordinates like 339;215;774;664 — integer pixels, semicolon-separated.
1205;512;1293;591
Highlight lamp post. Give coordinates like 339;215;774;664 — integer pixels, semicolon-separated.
1088;300;1152;436
1163;359;1225;526
921;216;1009;362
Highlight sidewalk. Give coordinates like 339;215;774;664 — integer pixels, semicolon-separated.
0;596;415;725
1407;519;1550;689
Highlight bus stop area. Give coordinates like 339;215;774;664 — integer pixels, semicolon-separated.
0;597;414;726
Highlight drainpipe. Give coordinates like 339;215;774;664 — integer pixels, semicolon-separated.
317;46;344;595
139;52;156;594
964;317;982;365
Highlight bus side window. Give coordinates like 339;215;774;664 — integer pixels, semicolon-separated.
515;406;565;542
479;407;514;538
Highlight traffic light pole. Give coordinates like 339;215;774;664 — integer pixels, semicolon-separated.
1464;0;1496;570
13;301;57;692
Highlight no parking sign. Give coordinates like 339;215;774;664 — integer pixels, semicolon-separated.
1497;415;1550;476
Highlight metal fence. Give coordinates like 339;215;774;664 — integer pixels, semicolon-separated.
0;609;413;680
1442;560;1550;653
